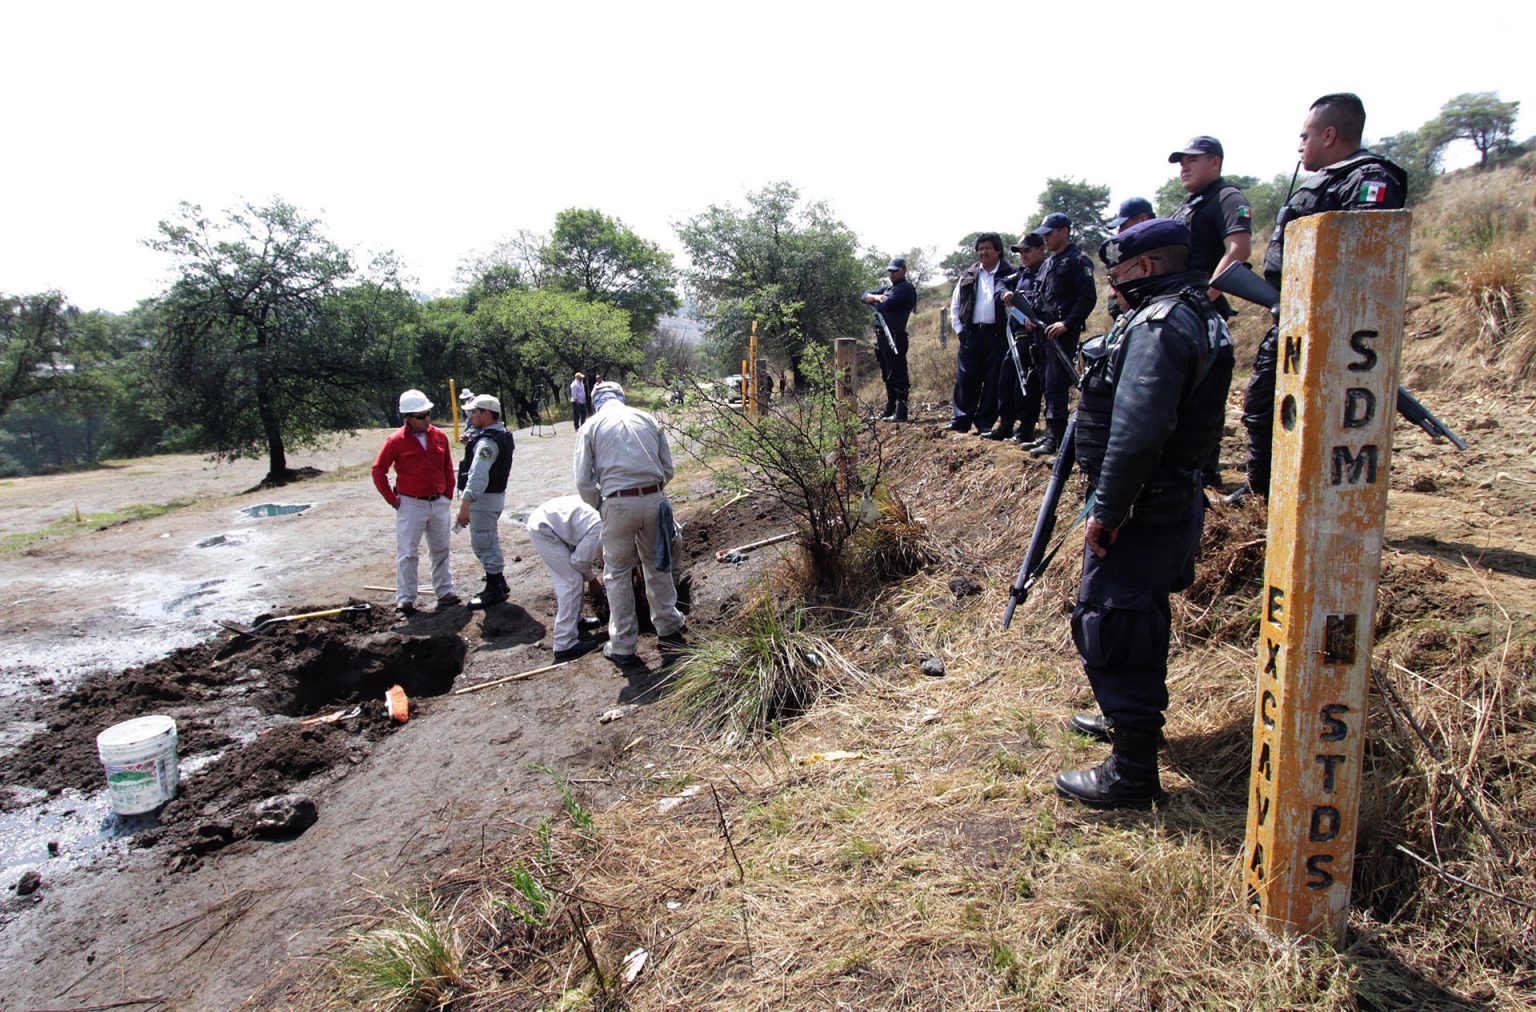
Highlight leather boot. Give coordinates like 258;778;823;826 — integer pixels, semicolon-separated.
1070;712;1111;743
980;421;1015;440
469;573;509;610
1055;727;1165;809
1012;427;1039;446
893;400;907;422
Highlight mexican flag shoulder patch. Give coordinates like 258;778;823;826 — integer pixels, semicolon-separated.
1359;180;1388;204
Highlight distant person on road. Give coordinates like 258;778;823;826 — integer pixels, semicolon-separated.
573;381;687;670
456;394;514;610
371;389;457;614
526;495;605;662
571;372;589;430
862;256;917;422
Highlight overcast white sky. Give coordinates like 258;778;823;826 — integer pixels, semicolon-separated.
2;1;1529;313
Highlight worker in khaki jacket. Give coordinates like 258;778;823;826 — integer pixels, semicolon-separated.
573;381;686;669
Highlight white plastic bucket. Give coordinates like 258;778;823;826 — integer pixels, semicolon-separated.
96;715;179;815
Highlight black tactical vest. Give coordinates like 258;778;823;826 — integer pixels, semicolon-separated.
457;426;514;494
1075;277;1233;515
1262;151;1406;288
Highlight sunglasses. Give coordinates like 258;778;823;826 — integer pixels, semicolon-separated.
405;412;430;420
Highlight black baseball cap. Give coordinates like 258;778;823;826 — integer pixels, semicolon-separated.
1168;136;1224;162
1009;233;1045;252
1109;197;1155;229
885;257;907;271
1031;212;1072;236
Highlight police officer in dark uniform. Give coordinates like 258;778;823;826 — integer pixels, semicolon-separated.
944;233;1012;433
985;233;1047;442
862;256;918;422
1168;136;1253;300
1168;138;1249;488
1228;93;1406;503
1105;198;1155;325
1024;212;1096;458
1053;219;1234;809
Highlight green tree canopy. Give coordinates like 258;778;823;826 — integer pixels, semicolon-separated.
676;182;865;378
146;199;398;484
542;208;679;336
455;288;639;424
0;291;79;418
1432;92;1521;167
1035;178;1112;253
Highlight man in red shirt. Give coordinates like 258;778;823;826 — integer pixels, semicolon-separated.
371;389;459;614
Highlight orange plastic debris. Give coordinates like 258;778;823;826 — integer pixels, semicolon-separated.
385;685;410;724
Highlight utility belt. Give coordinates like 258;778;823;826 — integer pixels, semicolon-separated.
400;493;446;502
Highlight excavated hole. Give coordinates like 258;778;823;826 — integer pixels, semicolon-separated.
258;632;467;716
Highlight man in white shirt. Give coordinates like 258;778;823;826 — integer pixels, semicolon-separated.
570;372;589;430
945;233;1012;433
525;495;604;661
573;382;686;669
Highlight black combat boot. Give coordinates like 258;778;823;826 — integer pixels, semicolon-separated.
980;421;1016;440
892;400;907;422
1070;712;1112;743
1012;427;1039;447
1054;727;1165;809
469;573;509;610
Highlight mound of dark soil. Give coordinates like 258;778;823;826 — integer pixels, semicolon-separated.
0;603;462;817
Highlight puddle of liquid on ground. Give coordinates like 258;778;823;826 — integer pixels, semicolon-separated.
240;503;312;519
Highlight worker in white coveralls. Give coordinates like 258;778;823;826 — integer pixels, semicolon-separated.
573;381;687;669
525;495;605;662
455;394;513;610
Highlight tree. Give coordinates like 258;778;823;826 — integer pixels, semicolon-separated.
1153;177;1187;218
0;292;79;418
1035;178;1111;253
676;182;866;381
147;199;391;484
864;245;937;288
1432;92;1520;167
542;209;680;336
456;288;638;424
1374;129;1445;205
939;233;1020;282
456;229;547;300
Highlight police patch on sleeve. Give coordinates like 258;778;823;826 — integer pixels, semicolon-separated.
1237;205;1251;219
477;446;494;460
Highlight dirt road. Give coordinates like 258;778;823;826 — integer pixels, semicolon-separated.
0;420;757;1010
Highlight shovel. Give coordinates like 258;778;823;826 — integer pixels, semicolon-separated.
217;602;371;636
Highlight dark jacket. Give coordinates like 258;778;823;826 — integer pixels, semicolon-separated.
1036;243;1096;336
863;278;918;341
953;259;1013;336
1263;149;1407;289
1077;271;1234;528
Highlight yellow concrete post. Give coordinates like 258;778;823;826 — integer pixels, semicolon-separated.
1242;210;1411;944
448;379;460;443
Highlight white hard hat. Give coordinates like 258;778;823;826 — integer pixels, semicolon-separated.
468;394;501;415
398;389;433;414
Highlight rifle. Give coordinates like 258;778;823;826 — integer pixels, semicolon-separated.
1002;312;1032;397
1002;415;1085;629
1008;305;1081;382
1000;313;1087;630
1209;264;1467;450
869;302;900;358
